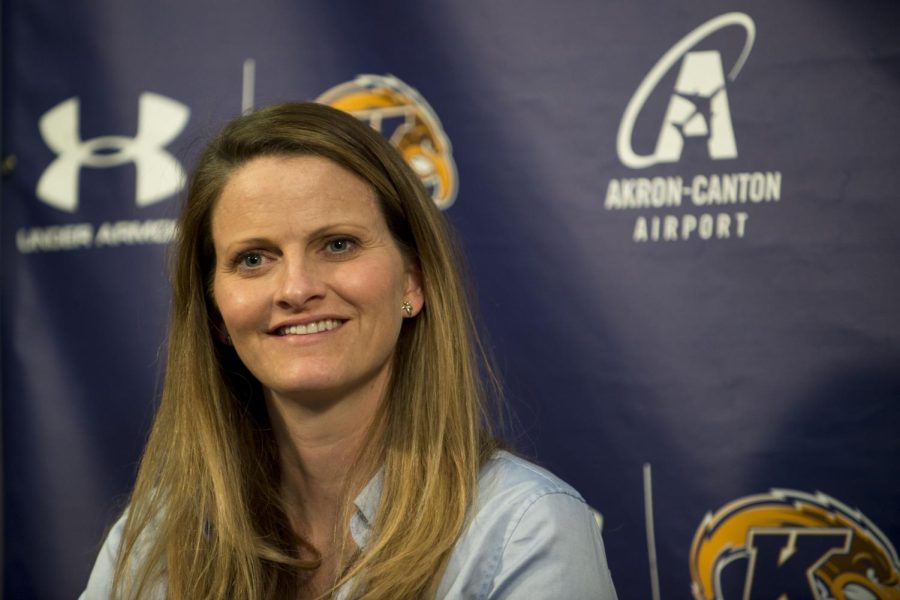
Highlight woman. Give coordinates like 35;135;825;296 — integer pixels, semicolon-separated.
82;102;617;599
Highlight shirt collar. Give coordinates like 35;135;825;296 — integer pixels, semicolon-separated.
349;468;384;549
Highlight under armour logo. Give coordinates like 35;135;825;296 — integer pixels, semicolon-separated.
37;92;190;212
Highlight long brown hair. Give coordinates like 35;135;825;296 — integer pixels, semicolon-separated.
113;102;501;598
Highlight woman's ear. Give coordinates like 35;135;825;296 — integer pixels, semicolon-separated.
403;261;425;317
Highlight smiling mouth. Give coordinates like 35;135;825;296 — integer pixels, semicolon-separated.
276;319;344;336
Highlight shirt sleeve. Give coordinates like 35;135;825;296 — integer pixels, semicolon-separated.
487;492;618;600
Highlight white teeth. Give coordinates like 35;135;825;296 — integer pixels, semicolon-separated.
279;320;341;336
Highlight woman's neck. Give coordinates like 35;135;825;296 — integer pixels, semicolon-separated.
264;383;383;547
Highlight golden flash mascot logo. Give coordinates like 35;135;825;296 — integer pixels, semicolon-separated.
690;489;899;600
317;74;458;209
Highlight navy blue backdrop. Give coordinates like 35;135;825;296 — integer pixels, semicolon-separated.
2;1;899;598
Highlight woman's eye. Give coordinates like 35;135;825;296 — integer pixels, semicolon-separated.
326;237;356;254
238;252;264;268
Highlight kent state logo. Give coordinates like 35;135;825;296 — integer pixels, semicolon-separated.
690;489;900;600
37;92;190;212
317;74;458;209
617;12;754;169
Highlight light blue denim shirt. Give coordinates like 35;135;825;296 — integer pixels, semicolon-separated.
347;451;617;599
83;451;617;599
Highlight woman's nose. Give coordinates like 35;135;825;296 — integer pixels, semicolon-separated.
274;256;326;309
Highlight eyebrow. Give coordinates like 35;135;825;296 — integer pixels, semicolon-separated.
222;236;272;249
220;223;373;251
306;222;372;238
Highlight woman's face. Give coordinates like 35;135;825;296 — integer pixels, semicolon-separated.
211;155;422;407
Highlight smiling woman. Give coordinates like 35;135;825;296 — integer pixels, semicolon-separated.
212;155;422;410
80;103;617;600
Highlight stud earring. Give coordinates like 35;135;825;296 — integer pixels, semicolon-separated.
401;301;413;317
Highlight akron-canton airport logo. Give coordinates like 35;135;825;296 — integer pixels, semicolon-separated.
606;12;783;243
690;489;900;600
317;74;458;210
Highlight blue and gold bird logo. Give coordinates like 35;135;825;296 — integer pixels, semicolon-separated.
690;489;899;600
317;74;458;209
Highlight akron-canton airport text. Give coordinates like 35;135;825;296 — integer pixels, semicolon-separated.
604;171;782;242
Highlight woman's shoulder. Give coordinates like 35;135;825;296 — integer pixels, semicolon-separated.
81;511;128;599
436;450;617;599
477;450;586;503
471;449;597;548
80;508;166;600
